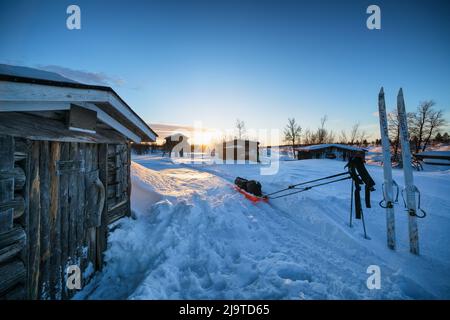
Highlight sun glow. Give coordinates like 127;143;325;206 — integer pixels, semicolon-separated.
191;123;220;146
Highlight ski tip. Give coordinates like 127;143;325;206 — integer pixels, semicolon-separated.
379;87;384;96
398;87;404;96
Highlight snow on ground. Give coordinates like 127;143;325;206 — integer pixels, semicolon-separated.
76;154;450;300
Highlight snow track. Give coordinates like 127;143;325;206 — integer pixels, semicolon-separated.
76;157;450;299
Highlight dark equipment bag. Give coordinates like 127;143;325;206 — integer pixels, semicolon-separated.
234;177;263;197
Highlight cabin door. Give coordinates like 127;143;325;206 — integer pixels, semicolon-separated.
105;144;131;224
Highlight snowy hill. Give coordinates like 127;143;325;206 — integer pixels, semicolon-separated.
76;156;450;299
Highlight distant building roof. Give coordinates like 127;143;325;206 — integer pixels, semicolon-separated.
415;151;450;157
297;144;367;152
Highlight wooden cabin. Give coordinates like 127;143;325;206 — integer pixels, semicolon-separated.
296;144;366;161
218;139;260;163
0;66;157;299
163;133;190;157
414;151;450;166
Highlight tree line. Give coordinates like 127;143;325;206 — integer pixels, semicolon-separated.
283;100;448;156
283;116;369;151
386;100;447;161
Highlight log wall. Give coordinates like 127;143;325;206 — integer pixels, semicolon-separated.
0;136;28;299
0;135;132;300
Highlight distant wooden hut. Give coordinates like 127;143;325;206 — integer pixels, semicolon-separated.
296;144;366;161
0;66;157;299
218;139;260;163
414;151;450;166
163;133;190;157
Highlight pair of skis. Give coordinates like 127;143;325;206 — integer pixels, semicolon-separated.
378;87;420;255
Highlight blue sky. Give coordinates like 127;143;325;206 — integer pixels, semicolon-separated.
1;0;449;141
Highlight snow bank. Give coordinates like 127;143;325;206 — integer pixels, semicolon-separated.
76;156;450;299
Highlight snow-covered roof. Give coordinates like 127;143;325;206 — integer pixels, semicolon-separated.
416;151;450;157
297;144;367;152
0;64;157;142
0;64;78;83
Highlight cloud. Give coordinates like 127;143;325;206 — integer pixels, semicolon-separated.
36;64;125;87
372;111;379;117
149;123;195;139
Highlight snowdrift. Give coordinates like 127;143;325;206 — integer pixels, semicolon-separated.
76;156;450;299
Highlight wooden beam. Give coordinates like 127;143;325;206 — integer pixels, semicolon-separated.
68;105;97;134
0;101;71;112
108;95;156;141
0;259;26;295
0;112;128;144
83;103;141;142
0;226;26;256
0;81;155;141
0;229;26;264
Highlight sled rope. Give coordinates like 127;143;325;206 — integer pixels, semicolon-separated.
264;175;352;199
263;171;350;198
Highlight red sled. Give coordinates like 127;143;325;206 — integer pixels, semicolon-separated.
234;185;268;203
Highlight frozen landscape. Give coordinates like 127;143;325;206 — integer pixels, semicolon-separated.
76;153;450;300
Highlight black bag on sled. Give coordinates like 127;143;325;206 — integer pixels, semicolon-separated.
234;177;263;197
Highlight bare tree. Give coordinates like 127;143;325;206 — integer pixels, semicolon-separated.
284;118;302;155
357;129;368;146
303;128;312;145
410;101;435;153
235;119;246;139
316;115;328;144
422;109;446;151
387;111;401;162
326;130;335;144
349;122;360;145
388;110;415;162
338;130;348;144
409;101;447;152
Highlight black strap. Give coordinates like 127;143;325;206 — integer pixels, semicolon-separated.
365;185;371;208
354;183;362;219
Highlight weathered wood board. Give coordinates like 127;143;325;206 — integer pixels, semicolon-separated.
1;135;131;300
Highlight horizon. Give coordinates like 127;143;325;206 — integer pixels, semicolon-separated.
1;0;449;144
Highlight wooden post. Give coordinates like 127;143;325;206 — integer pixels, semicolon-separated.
59;142;70;299
49;141;61;299
233;139;237;164
222;142;226;164
28;141;41;299
76;143;86;275
68;143;79;264
245;140;249;164
38;141;51;297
